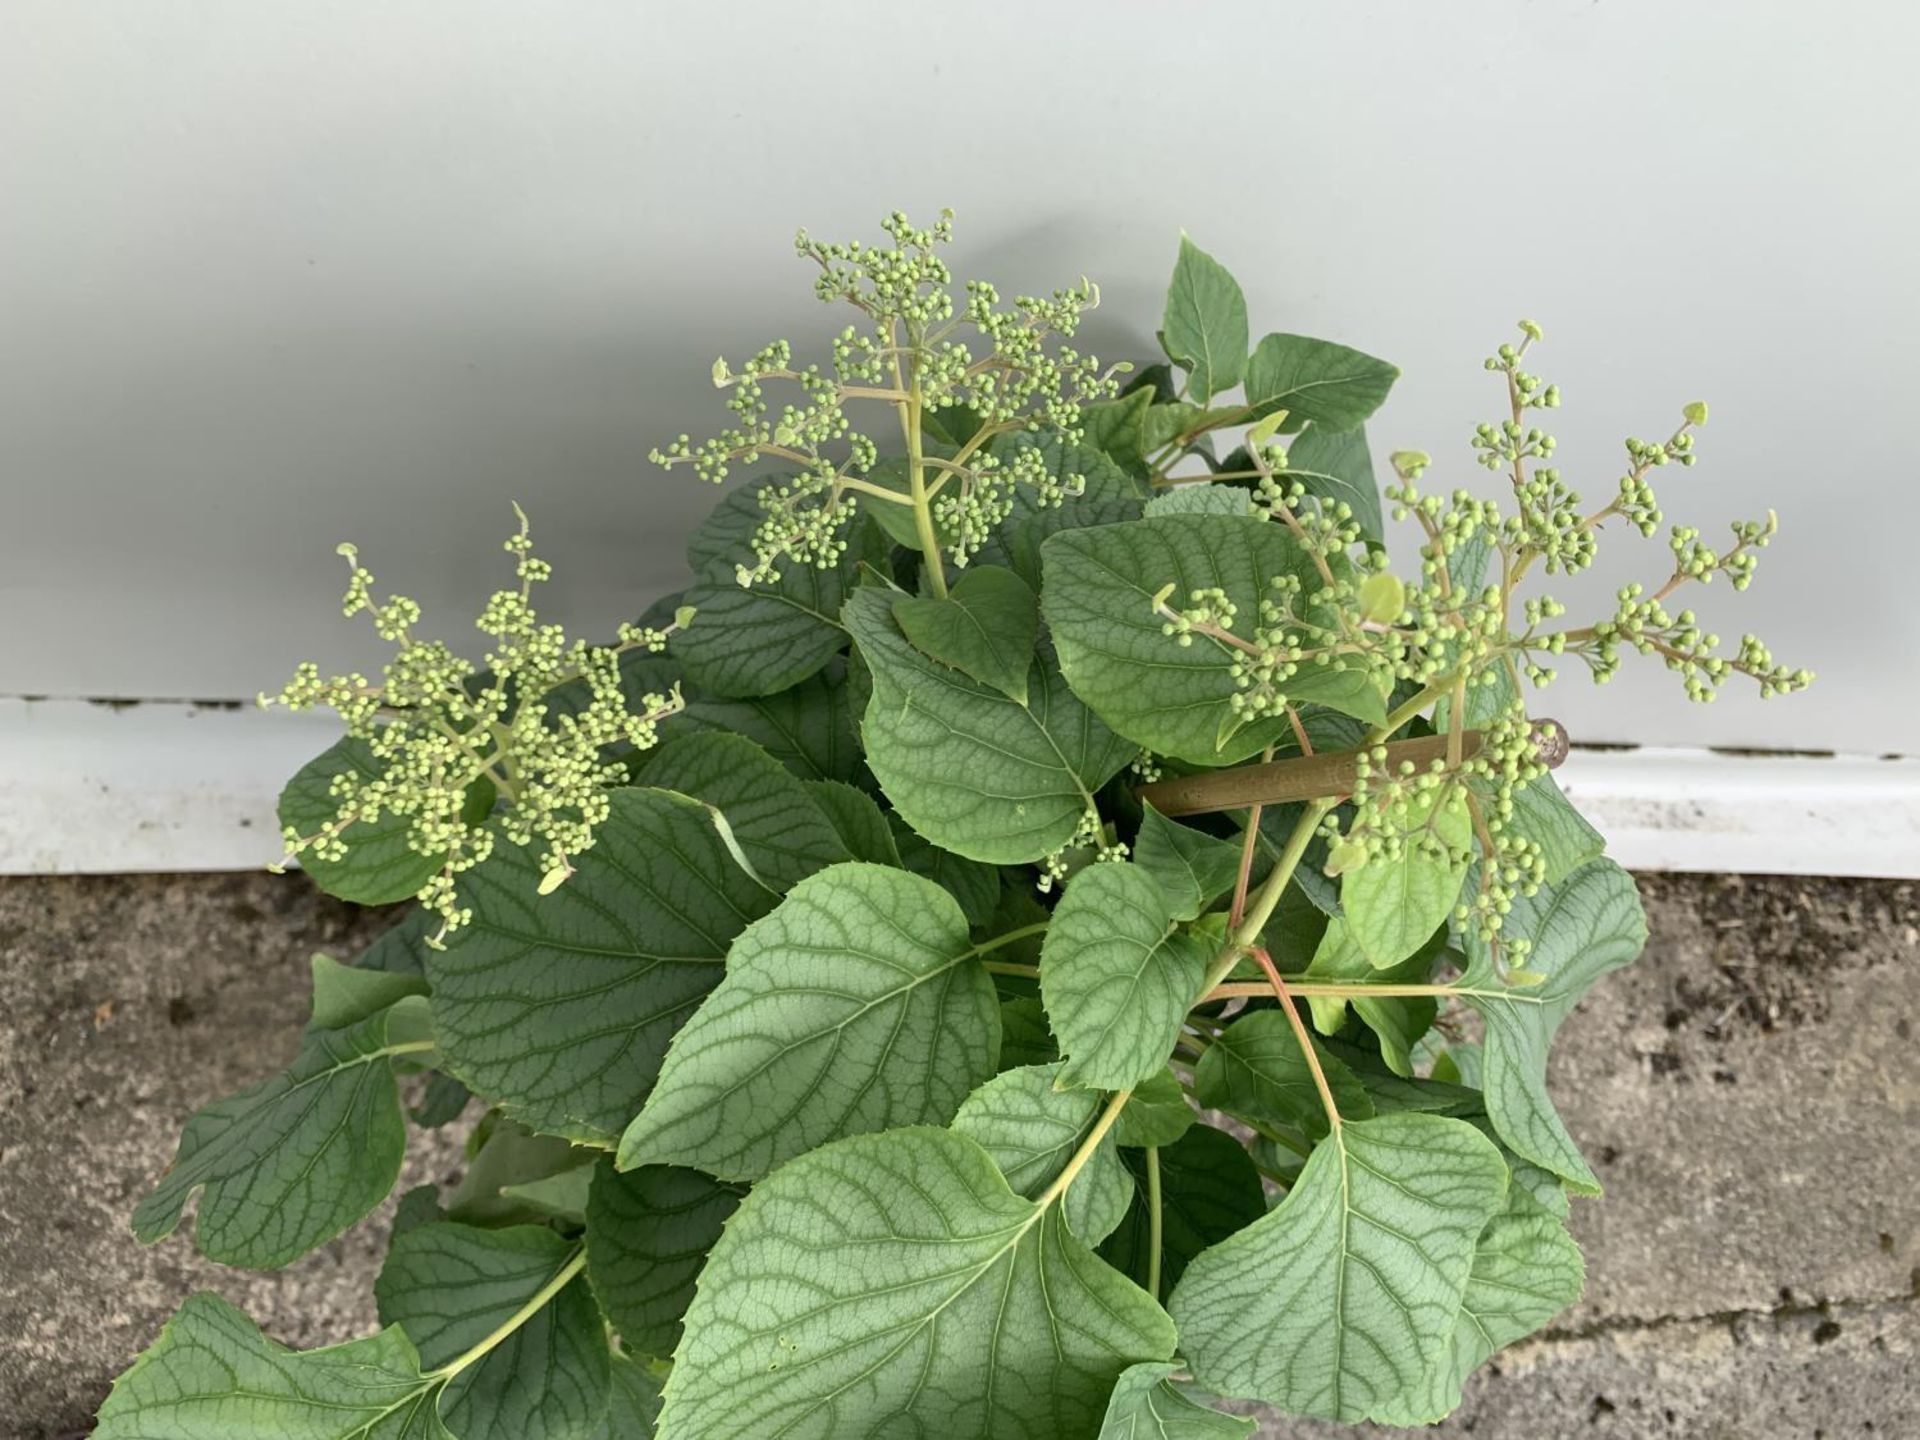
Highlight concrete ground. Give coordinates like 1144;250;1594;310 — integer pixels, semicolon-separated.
0;870;1914;1439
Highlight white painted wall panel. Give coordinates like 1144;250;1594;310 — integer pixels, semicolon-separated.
1;2;1913;842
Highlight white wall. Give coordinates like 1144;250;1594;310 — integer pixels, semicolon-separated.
1;3;1913;806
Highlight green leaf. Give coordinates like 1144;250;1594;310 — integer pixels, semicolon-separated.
498;1166;596;1223
1042;862;1212;1090
1144;484;1252;518
309;953;429;1031
953;1062;1134;1246
1456;858;1648;1193
1125;361;1180;405
1393;1180;1586;1424
1042;515;1386;766
1340;787;1472;968
426;787;777;1146
279;736;460;905
586;1156;742;1359
597;1355;664;1438
679;660;866;784
1080;387;1155;479
1322;1038;1485;1120
618;863;1000;1181
657;1126;1174;1439
804;778;900;864
844;585;1136;864
1192;1009;1374;1140
375;1222;609;1440
671;476;889;698
447;1117;593;1228
411;1072;471;1128
94;1293;453;1440
999;995;1059;1068
1099;1124;1266;1294
357;905;440;977
1169;1112;1508;1422
1162;235;1249;402
133;994;428;1268
1113;1065;1195;1149
1134;803;1243;923
890;819;1002;924
1244;333;1398;433
894;563;1039;704
1098;1362;1255;1438
1277;424;1384;545
633;731;849;889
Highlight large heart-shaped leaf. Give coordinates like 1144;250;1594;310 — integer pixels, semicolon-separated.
94;1294;454;1440
1042;862;1212;1091
1169;1112;1507;1423
953;1062;1134;1246
1456;858;1647;1193
425;787;777;1145
618;863;1000;1180
585;1157;742;1361
375;1222;609;1440
657;1126;1174;1439
133;991;429;1268
843;585;1136;863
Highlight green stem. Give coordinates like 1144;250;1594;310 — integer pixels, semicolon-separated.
430;1248;585;1382
1190;676;1460;1005
1036;1088;1131;1211
904;380;949;599
968;923;1048;962
1144;1146;1164;1302
1202;979;1543;1004
981;960;1040;978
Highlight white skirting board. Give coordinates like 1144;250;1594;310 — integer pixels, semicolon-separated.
2;696;1916;879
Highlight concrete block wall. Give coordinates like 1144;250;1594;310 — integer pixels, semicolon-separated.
1;871;1913;1436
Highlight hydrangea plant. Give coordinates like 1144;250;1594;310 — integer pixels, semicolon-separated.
97;215;1808;1438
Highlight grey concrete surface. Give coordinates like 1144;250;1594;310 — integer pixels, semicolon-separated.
0;871;1914;1438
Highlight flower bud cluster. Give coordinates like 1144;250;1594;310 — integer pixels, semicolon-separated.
934;443;1084;568
1036;806;1129;894
264;509;687;943
659;210;1119;589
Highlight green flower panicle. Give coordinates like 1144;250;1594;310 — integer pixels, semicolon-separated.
651;209;1124;596
262;505;688;943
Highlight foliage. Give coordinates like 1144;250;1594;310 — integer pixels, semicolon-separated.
101;216;1809;1439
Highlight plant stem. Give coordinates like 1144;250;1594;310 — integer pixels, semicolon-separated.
1200;796;1335;999
1036;1087;1131;1211
1138;731;1483;818
903;379;949;599
968;923;1048;962
1250;945;1341;1133
430;1248;586;1382
1201;979;1544;1004
1144;1146;1164;1302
